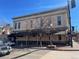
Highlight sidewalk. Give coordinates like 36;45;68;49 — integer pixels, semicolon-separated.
56;40;79;51
24;40;79;51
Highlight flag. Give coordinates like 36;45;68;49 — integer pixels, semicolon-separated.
71;0;76;8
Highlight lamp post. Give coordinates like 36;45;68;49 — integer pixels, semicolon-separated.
48;24;53;45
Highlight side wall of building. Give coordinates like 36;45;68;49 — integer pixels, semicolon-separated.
12;7;69;46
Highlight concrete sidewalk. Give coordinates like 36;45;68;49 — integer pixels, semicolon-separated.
56;46;79;51
55;40;79;51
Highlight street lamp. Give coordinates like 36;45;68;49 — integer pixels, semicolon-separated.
50;24;53;27
48;24;53;45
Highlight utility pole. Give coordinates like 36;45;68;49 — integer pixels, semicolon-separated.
67;0;76;47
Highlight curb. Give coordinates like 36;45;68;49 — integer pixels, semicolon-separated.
55;48;79;51
27;47;79;51
46;47;79;51
11;49;39;59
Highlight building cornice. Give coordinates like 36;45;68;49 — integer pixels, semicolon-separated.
12;6;68;19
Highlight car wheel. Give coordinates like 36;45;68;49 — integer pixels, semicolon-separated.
0;54;2;57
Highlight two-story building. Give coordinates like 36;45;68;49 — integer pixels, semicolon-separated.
12;6;70;47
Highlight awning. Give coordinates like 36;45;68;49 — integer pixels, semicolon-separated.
9;26;68;37
55;31;66;35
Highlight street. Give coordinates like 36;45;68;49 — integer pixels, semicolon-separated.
1;48;79;59
0;40;79;59
0;48;38;59
17;49;51;59
41;51;79;59
16;50;79;59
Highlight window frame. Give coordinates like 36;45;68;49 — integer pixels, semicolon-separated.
31;20;33;28
18;22;21;29
57;16;62;25
14;22;17;29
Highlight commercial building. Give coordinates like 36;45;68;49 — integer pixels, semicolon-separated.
12;6;70;47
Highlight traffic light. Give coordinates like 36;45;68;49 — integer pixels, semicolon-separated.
71;0;76;8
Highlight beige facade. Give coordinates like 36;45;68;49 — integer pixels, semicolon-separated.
13;6;69;31
13;6;70;46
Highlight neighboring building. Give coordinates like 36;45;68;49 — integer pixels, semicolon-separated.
2;24;12;35
0;26;3;35
12;6;70;47
0;24;12;39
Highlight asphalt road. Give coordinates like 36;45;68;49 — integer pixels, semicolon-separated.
41;51;79;59
0;48;38;59
16;50;79;59
17;50;51;59
1;48;79;59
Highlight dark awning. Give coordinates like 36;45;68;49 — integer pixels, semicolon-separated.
9;26;68;37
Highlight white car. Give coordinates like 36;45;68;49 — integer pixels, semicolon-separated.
4;41;15;46
0;41;12;56
2;39;15;46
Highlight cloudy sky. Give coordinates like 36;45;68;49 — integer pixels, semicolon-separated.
0;0;79;30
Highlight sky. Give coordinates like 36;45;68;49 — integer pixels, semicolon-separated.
0;0;79;31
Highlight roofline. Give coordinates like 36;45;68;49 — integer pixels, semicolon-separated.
12;6;68;19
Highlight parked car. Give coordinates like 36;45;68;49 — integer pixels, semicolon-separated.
0;40;12;56
1;39;15;46
4;41;15;46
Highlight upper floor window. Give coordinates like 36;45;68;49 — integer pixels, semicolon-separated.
57;16;62;25
14;23;17;29
31;20;33;28
18;22;20;29
48;16;51;27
